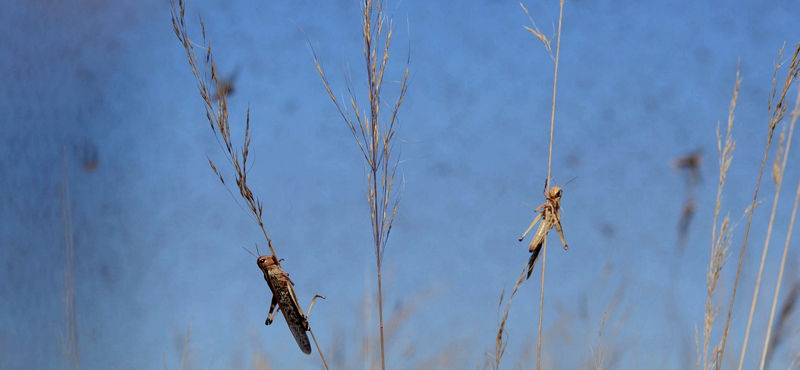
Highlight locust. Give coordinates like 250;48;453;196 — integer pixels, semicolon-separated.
246;247;324;355
518;180;569;279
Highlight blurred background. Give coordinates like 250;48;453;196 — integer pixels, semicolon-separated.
2;0;800;368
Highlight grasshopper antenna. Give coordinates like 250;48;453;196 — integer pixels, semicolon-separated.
242;245;258;258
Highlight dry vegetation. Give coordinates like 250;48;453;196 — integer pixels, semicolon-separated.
155;0;800;367
60;146;79;370
493;2;567;370
307;0;409;368
168;0;331;366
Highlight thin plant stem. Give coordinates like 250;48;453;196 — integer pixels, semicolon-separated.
721;42;800;370
537;240;546;370
377;252;385;370
169;0;330;366
739;106;793;370
759;85;800;370
539;2;563;369
546;0;564;185
61;146;79;370
699;65;739;370
309;1;409;368
169;0;277;260
517;2;565;368
492;263;533;369
309;328;330;370
760;173;800;370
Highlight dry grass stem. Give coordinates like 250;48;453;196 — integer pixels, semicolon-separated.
772;128;786;185
537;240;546;370
735;42;800;370
163;319;194;370
519;3;553;60
701;215;733;370
792;351;800;370
697;65;739;370
170;0;329;366
590;313;607;370
759;84;800;370
180;319;192;370
309;0;409;368
170;0;276;257
583;281;627;370
60;146;79;370
490;265;530;370
515;2;565;369
764;283;800;368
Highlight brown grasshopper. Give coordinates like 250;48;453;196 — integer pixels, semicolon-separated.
518;180;570;279
246;247;324;355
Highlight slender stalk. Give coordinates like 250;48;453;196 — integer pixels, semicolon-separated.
170;1;330;366
309;328;330;370
377;256;385;370
720;42;800;370
309;1;409;367
537;240;547;370
758;84;800;370
759;173;800;370
738;108;792;370
546;0;564;184
539;2;563;368
492;263;534;369
61;146;79;370
518;2;565;368
699;66;739;370
169;0;277;259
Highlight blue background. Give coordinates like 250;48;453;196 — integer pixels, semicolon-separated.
2;0;800;368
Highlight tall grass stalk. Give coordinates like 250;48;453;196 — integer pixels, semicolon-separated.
758;82;800;370
169;0;329;366
169;0;277;257
520;2;565;368
60;146;79;370
698;65;740;370
589;313;607;370
310;1;409;368
732;42;800;370
490;265;530;369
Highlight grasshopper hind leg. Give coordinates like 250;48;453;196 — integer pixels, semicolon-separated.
519;213;543;242
265;294;280;325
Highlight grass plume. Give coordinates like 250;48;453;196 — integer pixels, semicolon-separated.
169;0;275;257
497;3;566;369
309;0;409;368
759;78;800;370
169;0;329;366
696;63;739;370
732;42;800;370
490;265;530;370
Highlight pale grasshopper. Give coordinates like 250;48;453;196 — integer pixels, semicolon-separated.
245;246;324;355
518;180;570;279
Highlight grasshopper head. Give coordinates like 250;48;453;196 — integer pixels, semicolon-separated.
548;186;562;200
257;254;278;270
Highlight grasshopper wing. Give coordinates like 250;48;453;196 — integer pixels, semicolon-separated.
267;264;312;355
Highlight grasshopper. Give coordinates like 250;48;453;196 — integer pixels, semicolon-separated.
246;247;324;355
518;180;569;279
